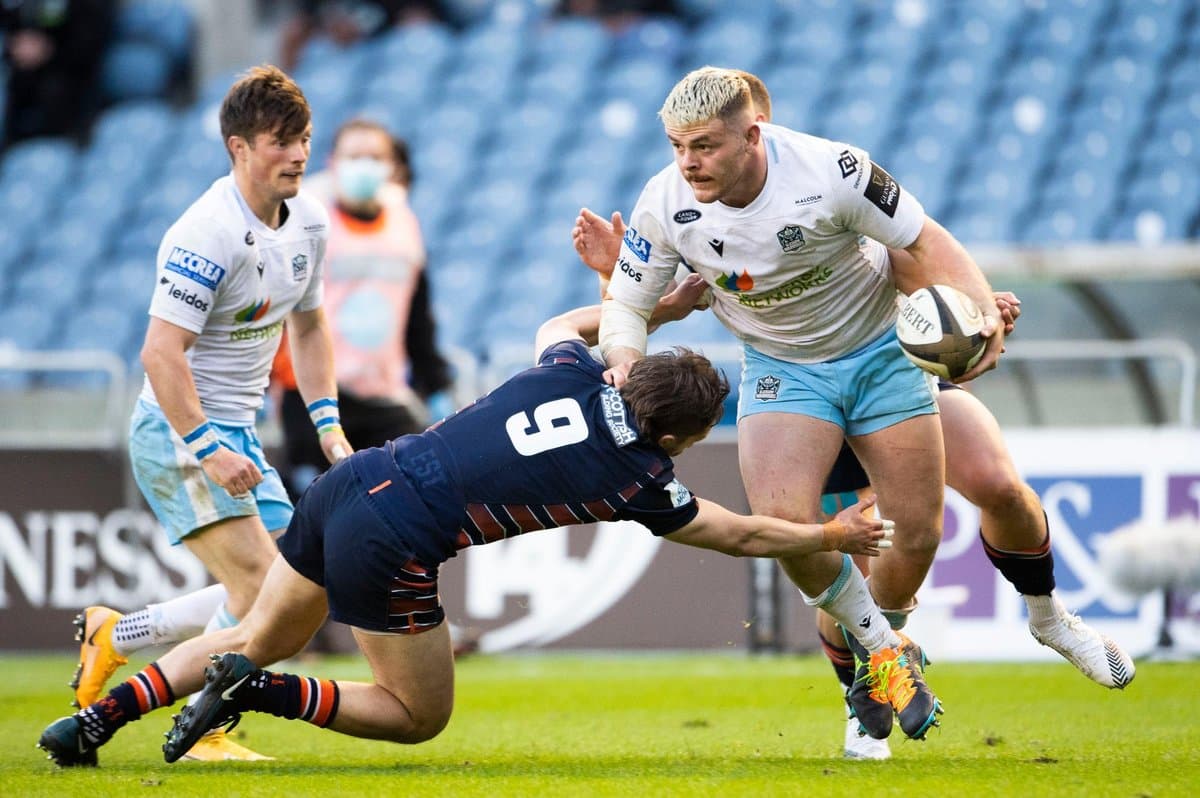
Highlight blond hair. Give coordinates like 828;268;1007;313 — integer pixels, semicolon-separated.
735;70;772;121
659;66;753;128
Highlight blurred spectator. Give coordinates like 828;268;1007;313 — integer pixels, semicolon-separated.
554;0;678;30
1;0;117;147
272;117;452;500
279;0;449;71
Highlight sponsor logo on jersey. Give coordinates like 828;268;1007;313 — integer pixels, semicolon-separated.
776;224;805;253
303;223;326;233
229;319;283;342
164;247;226;290
734;265;833;308
623;227;651;263
838;149;859;179
617;258;642;282
256;259;265;278
291;253;308;281
715;270;755;293
665;479;692;508
755;375;781;401
600;386;638;447
794;194;822;206
864;162;901;218
244;231;254;246
159;276;210;312
673;209;701;224
234;298;271;323
708;238;724;256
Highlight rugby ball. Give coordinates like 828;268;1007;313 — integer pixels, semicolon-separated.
896;285;986;380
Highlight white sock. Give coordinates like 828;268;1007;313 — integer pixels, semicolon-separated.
109;584;228;656
1024;592;1064;627
802;554;900;654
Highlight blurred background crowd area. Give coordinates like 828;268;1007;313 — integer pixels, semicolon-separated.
0;0;1198;434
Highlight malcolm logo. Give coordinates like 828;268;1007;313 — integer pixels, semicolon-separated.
776;225;805;253
715;270;754;292
235;298;270;323
291;253;308;281
755;375;781;401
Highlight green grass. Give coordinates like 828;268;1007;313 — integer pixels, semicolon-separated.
3;652;1196;797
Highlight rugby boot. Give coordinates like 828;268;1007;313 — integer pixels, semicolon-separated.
843;699;891;760
37;716;98;767
888;633;943;740
70;607;128;708
1030;598;1135;689
842;628;894;740
180;727;274;761
163;652;255;763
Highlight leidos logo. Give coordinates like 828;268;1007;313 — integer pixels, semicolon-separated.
235;298;271;323
159;277;209;311
618;258;642;282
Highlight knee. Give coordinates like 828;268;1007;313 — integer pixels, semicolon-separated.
969;476;1037;519
891;520;942;559
387;707;451;744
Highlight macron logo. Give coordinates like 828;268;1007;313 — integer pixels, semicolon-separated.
165;247;226;290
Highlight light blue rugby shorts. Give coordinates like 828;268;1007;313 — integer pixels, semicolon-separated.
738;328;937;436
129;399;293;544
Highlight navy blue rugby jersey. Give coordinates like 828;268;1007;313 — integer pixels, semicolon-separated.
350;340;699;562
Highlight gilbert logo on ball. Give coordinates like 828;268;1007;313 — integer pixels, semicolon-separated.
896;285;986;380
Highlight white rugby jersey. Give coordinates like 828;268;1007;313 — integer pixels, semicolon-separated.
141;175;330;423
608;123;925;363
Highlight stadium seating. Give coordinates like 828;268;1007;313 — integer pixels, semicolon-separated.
0;0;1196;424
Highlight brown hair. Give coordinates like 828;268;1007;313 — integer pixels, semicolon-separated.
220;65;311;162
621;347;729;443
735;70;772;121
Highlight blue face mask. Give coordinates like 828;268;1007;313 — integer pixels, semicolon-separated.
336;157;391;202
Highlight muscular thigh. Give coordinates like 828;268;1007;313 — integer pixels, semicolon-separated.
353;622;454;723
738;412;845;523
937;387;1023;502
848;412;945;527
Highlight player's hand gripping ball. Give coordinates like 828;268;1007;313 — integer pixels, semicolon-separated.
896;284;986;380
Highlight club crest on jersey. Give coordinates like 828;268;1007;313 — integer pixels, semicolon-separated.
291;254;308;281
623;227;652;263
715;270;754;292
600;386;638;447
165;247;226;290
776;225;805;253
755;375;781;401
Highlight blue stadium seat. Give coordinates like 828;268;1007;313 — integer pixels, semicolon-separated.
522;61;592;110
997;54;1075;108
55;306;138;357
116;0;194;71
612;16;687;63
1080;54;1160;99
1017;3;1104;59
373;21;454;72
944;198;1014;244
917;55;993;108
1020;203;1107;244
531;17;609;69
0;137;77;187
0;302;55;351
685;16;771;73
31;214;115;266
100;41;173;103
10;261;88;309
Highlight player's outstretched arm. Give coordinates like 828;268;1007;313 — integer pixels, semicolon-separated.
665;496;893;558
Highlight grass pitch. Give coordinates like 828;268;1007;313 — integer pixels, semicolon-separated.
2;651;1196;797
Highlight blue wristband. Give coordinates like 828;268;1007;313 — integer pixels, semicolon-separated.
307;397;341;434
183;422;220;461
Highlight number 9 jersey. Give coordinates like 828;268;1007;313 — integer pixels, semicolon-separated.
348;340;700;565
